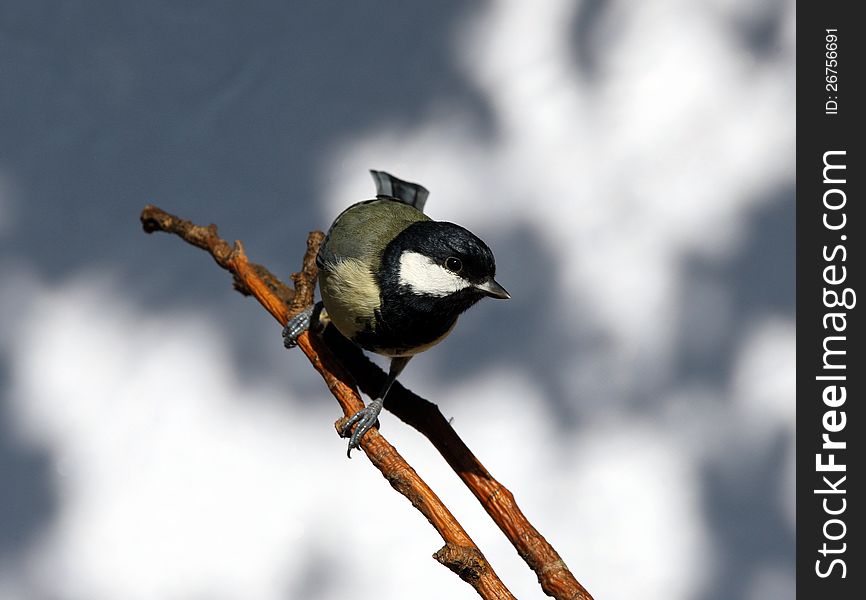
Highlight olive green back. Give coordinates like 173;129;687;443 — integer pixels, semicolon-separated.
319;199;430;273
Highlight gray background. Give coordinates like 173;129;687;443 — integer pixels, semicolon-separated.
1;1;794;599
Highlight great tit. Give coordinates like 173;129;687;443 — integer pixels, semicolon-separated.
283;170;509;455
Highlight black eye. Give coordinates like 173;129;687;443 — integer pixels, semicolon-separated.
445;257;463;273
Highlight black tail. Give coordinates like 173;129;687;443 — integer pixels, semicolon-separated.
370;170;429;213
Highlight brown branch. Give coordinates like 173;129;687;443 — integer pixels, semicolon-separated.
140;205;515;600
322;329;593;600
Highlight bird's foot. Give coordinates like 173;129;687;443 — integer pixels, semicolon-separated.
340;399;384;457
282;305;314;348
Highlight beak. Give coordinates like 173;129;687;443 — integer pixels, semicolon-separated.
474;277;511;300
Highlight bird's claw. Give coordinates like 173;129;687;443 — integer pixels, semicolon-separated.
340;399;384;457
282;305;314;348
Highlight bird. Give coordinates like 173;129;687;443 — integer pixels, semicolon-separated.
283;170;509;456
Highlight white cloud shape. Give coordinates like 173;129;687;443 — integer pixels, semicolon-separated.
2;0;794;598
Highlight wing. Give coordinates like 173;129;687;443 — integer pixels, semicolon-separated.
316;197;429;271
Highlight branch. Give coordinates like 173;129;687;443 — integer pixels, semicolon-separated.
140;205;514;599
323;329;593;600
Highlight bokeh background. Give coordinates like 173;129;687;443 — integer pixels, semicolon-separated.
0;1;795;599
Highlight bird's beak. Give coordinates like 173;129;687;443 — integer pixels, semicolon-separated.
474;277;511;299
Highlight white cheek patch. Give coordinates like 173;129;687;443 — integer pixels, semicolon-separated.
398;251;471;297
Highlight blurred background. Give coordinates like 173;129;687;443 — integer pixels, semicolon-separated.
0;1;794;599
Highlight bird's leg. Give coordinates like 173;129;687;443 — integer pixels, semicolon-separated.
341;356;411;456
282;302;327;348
377;355;411;400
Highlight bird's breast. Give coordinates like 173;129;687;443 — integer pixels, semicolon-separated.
349;296;460;358
318;258;380;340
363;317;458;357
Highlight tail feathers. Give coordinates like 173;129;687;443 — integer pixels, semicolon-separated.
370;170;429;213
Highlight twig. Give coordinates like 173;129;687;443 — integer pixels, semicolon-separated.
140;205;515;599
322;329;593;600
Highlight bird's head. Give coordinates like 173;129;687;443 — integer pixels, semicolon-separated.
382;221;510;312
